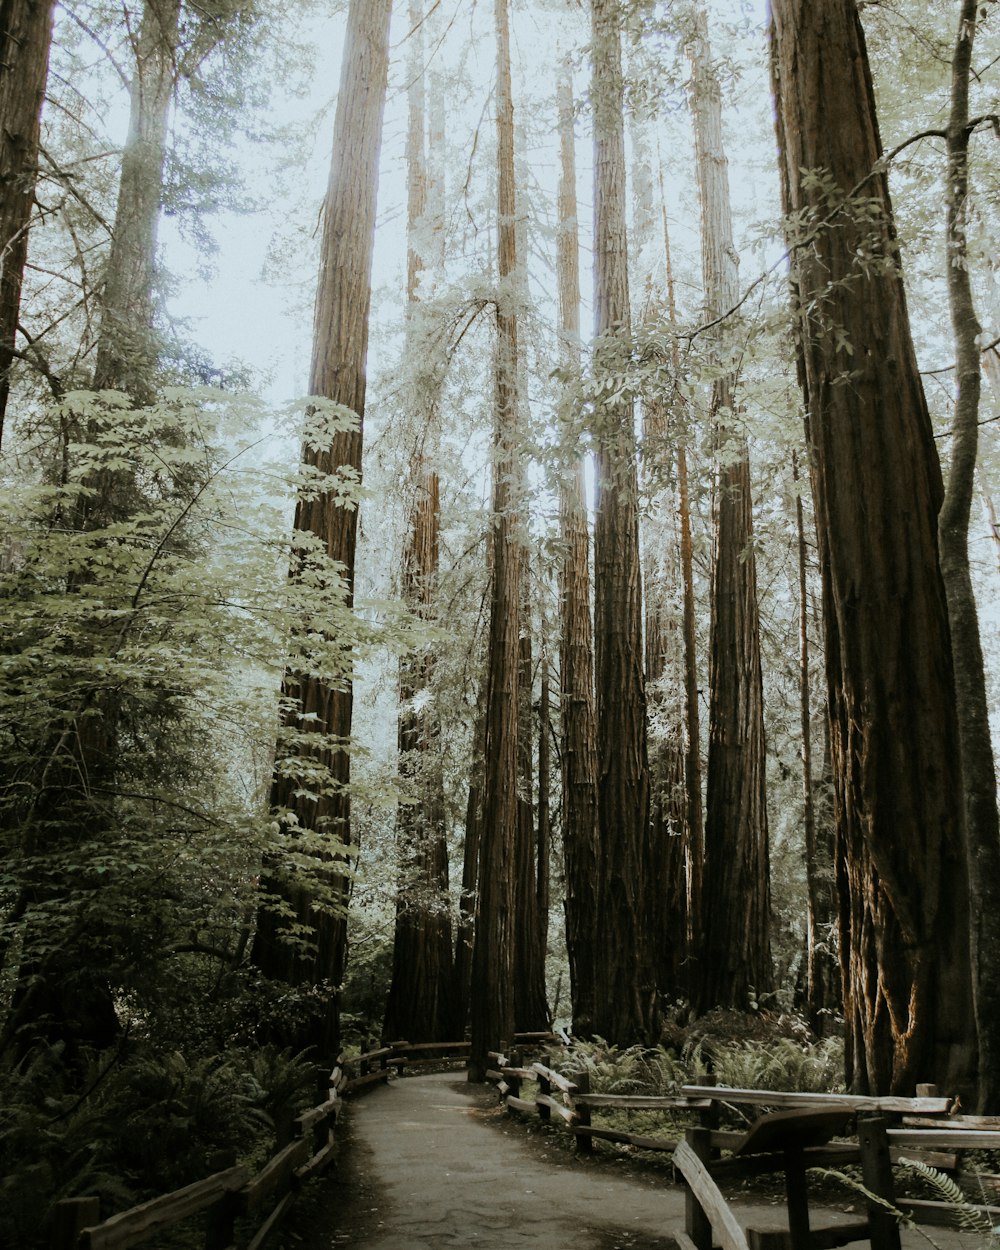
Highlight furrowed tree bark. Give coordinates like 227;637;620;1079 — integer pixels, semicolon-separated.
93;0;182;399
383;0;454;1047
468;0;520;1079
769;0;977;1096
555;69;600;1040
590;0;657;1045
0;0;55;442
936;0;1000;1113
252;0;393;1058
688;6;772;1014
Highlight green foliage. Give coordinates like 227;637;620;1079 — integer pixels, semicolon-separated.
0;1040;319;1248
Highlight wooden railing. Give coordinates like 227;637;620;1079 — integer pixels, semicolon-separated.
48;1033;559;1250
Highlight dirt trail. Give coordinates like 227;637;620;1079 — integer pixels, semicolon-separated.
286;1071;970;1250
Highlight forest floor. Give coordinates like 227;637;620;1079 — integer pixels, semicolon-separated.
277;1071;982;1250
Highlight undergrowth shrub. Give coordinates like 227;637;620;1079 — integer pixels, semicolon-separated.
0;1040;320;1249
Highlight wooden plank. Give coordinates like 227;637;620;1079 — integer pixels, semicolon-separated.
245;1191;295;1250
531;1063;576;1094
391;1055;467;1068
535;1094;576;1125
680;1085;952;1116
80;1166;249;1250
354;1046;394;1062
904;1114;1000;1129
573;1124;678;1152
890;1128;1000;1149
897;1198;1000;1228
394;1040;471;1053
242;1139;311;1210
674;1140;751;1250
747;1222;872;1250
674;1229;703;1250
505;1095;536;1115
733;1109;855;1157
294;1139;338;1184
294;1098;338;1136
889;1147;959;1170
573;1093;711;1110
709;1145;861;1181
343;1069;391;1092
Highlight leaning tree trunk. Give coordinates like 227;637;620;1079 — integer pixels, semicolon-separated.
468;0;521;1079
688;6;772;1014
769;0;976;1097
0;0;55;442
589;0;657;1046
93;0;182;400
251;0;393;1059
555;69;600;1040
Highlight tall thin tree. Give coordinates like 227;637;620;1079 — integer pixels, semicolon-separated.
688;5;772;1014
555;69;600;1039
0;0;55;441
384;0;454;1044
936;0;1000;1113
468;0;521;1078
590;0;657;1045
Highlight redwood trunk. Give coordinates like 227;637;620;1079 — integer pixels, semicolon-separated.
555;69;600;1039
937;0;1000;1112
94;0;181;398
590;0;656;1045
252;0;393;1057
0;0;55;441
689;7;771;1013
769;0;976;1096
468;0;520;1077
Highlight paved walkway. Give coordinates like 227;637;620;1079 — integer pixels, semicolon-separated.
298;1071;978;1250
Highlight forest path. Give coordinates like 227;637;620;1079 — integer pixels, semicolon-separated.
291;1070;953;1250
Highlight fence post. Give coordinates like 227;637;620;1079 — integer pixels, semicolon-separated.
574;1069;592;1153
537;1053;551;1123
857;1114;902;1250
49;1197;100;1250
506;1048;522;1113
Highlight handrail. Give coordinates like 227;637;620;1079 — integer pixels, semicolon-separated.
50;1033;557;1250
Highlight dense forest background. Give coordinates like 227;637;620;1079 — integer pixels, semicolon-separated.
3;0;1000;1241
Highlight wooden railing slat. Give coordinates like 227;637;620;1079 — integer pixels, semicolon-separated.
79;1165;249;1250
679;1085;953;1115
673;1140;751;1250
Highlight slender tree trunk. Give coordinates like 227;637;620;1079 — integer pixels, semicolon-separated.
94;0;182;399
936;0;1000;1113
468;0;520;1078
0;0;55;442
383;0;454;1047
794;451;839;1025
688;6;771;1014
590;0;657;1045
454;706;484;1037
769;0;976;1096
251;0;393;1058
631;119;687;1005
514;604;550;1031
658;175;705;982
555;71;600;1040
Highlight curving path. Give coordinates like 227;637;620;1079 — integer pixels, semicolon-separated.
297;1071;922;1250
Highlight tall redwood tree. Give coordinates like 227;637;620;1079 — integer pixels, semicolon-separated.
769;0;976;1095
252;0;393;1057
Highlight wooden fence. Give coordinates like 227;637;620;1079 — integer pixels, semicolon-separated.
488;1058;1000;1245
48;1033;558;1250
